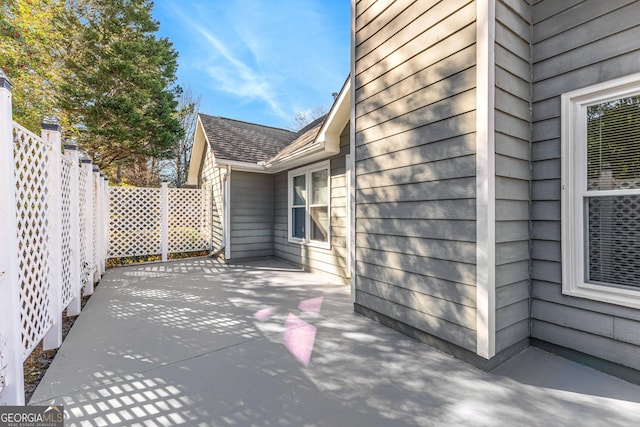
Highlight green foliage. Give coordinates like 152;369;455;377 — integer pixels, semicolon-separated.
0;0;69;130
106;250;209;268
61;0;183;171
1;0;184;178
587;95;640;181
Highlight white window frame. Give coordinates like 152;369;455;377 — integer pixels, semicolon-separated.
561;72;640;309
287;160;331;249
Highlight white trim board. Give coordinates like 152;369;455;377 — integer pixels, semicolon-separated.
475;0;496;360
561;71;640;309
224;165;231;260
286;160;332;250
349;0;357;303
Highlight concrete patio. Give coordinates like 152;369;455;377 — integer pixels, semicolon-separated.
30;258;640;426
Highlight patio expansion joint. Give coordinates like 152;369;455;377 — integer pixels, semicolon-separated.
29;321;326;406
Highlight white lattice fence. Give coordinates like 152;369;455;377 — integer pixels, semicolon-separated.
78;164;89;284
60;156;74;308
0;73;110;404
13;123;53;359
168;188;208;253
109;185;209;259
201;181;214;250
109;187;162;257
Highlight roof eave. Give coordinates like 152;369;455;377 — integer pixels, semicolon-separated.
265;78;350;173
215;159;269;173
265;142;338;173
315;77;350;153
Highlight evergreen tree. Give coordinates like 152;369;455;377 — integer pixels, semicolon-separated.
60;0;183;171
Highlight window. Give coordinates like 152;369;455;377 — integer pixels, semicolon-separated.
562;73;640;308
288;161;330;247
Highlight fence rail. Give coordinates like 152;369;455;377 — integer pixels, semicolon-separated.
108;185;210;260
0;75;109;405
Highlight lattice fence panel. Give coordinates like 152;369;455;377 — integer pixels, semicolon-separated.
60;155;74;308
201;182;213;250
13;123;52;359
92;176;98;272
109;187;162;257
168;188;208;253
78;166;89;284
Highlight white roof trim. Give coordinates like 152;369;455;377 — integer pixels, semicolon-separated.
190;77;351;180
215;159;267;172
265;78;350;173
186;116;210;186
315;78;350;155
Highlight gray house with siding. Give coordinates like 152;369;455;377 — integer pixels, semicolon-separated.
350;0;640;380
187;79;352;283
187;0;640;382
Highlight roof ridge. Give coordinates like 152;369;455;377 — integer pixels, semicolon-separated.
198;113;295;134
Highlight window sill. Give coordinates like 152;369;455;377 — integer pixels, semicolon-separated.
287;238;331;250
562;282;640;310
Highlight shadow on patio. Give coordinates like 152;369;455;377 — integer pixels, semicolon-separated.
30;258;640;426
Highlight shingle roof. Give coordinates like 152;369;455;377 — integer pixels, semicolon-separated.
199;114;296;163
267;115;327;163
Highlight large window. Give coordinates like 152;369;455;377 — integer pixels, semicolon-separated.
562;73;640;308
288;161;330;247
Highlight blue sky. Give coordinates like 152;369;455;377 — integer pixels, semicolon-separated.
153;0;351;130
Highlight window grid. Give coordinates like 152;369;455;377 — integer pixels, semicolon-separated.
288;161;330;248
562;72;640;308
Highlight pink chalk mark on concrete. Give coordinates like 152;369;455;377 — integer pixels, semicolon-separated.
283;313;317;366
298;297;323;316
254;306;277;321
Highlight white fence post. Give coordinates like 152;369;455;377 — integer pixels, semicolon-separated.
42;121;63;351
95;174;103;278
161;182;168;262
66;144;82;316
103;177;109;268
0;71;25;405
82;162;95;295
91;167;100;282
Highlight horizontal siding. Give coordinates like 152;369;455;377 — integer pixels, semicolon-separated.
354;0;478;352
200;148;224;252
531;0;640;368
494;0;532;353
229;171;273;259
357;261;476;307
272;124;350;283
356;291;476;350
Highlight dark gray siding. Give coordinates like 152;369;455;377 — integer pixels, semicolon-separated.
273;124;350;282
494;0;532;353
354;0;478;352
229;171;274;259
531;0;640;370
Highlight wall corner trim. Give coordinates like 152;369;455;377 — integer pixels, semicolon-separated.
349;0;357;304
476;0;497;360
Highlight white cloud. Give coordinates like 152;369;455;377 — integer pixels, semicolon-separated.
163;0;349;126
194;25;288;119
